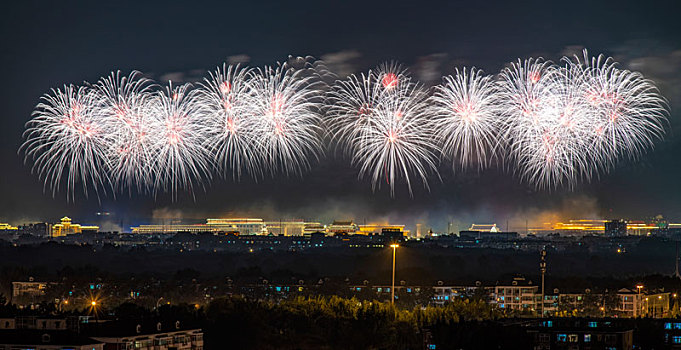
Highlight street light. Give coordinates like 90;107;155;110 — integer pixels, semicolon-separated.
636;284;644;317
390;244;399;305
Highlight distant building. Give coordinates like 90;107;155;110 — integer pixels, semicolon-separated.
12;281;47;298
605;219;628;236
205;218;265;235
18;222;50;237
327;221;357;235
303;223;325;237
265;221;307;236
469;224;501;232
0;223;17;231
52;217;99;237
357;224;408;237
132;218;265;235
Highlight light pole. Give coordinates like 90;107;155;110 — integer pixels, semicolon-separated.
390;244;399;305
636;284;644;317
540;249;546;318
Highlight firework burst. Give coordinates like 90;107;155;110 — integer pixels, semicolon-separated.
429;67;503;171
328;64;438;196
21;85;110;199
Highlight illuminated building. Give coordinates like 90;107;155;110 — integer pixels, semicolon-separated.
616;288;670;317
327;221;357;235
205;218;265;235
265;221;314;236
357;224;409;237
491;277;540;311
469;224;501;232
551;220;606;234
131;224;213;235
0;223;17;231
303;223;325;237
525;219;667;236
131;218;265;235
90;324;203;350
12;280;47;297
625;221;658;236
51;217;99;237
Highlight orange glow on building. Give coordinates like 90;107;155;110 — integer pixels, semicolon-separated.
52;217;99;237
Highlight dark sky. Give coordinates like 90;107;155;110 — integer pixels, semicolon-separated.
1;0;680;231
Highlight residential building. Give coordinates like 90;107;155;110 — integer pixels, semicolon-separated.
491;277;540;312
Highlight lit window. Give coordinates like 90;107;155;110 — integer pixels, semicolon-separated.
588;322;598;328
568;334;578;343
584;334;591;342
557;334;567;342
675;323;681;329
665;323;672;329
674;336;681;344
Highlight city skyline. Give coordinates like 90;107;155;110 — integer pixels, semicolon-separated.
1;0;680;225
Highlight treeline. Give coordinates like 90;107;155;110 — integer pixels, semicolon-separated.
0;238;677;285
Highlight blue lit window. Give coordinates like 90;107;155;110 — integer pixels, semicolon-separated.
500;296;504;301
500;304;505;308
385;288;390;292
444;296;449;301
377;288;382;292
672;336;681;344
407;288;412;293
666;323;672;329
427;345;436;350
675;323;681;329
544;321;553;327
275;287;281;292
588;322;597;328
557;334;567;342
584;334;591;342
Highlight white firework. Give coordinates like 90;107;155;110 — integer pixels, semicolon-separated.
18;52;670;199
499;58;590;189
147;83;212;197
93;71;155;194
198;64;262;180
329;64;438;196
247;63;324;176
576;51;668;165
21;85;110;199
429;67;503;171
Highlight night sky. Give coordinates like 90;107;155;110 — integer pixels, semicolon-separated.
1;0;680;231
